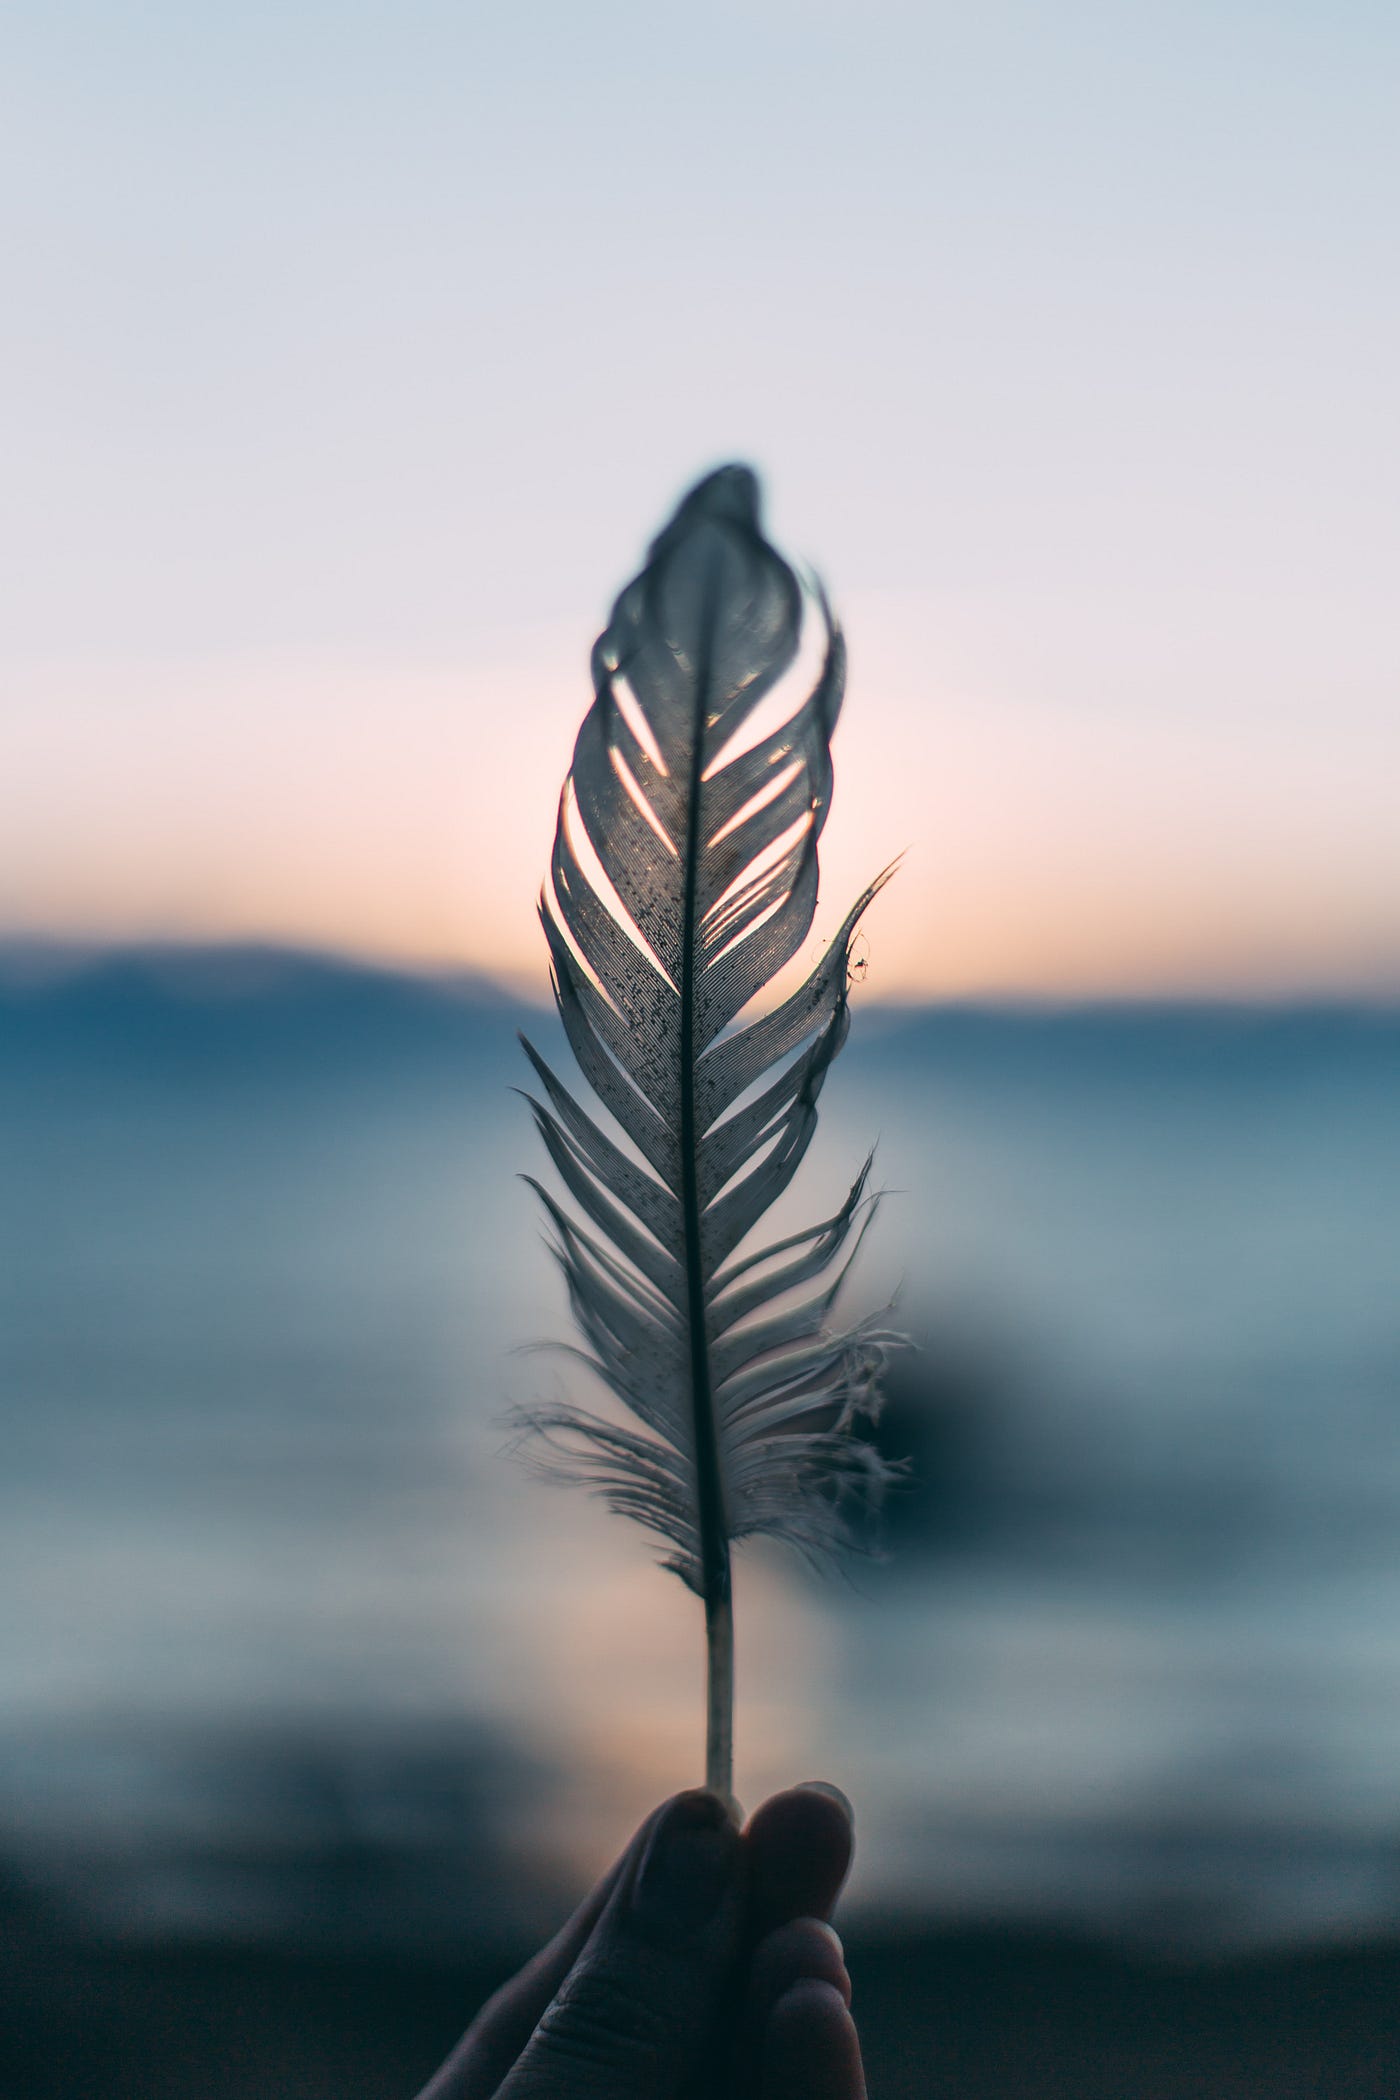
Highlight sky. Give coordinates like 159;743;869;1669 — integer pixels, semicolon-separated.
3;0;1397;1000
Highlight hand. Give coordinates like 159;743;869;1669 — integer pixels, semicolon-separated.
415;1783;866;2100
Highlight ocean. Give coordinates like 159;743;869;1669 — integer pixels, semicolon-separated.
2;952;1397;1954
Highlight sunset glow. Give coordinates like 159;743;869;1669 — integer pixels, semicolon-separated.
7;580;1396;1001
4;3;1397;1000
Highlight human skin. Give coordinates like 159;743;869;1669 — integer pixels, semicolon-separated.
415;1783;866;2100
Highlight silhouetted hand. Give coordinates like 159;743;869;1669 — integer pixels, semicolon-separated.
415;1783;866;2100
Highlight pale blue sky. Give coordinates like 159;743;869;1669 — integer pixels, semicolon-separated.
4;1;1397;993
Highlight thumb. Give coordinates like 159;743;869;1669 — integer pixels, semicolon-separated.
498;1790;746;2100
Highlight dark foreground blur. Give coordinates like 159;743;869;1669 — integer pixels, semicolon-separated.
5;1875;1400;2100
3;946;1398;2094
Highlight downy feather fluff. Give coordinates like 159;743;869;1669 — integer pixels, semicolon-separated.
517;465;899;1785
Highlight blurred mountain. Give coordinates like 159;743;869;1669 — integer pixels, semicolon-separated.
0;942;539;1086
4;939;1395;1084
853;996;1400;1087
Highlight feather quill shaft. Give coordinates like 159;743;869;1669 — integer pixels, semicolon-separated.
518;465;899;1795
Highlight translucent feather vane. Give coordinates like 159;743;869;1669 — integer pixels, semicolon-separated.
517;464;900;1793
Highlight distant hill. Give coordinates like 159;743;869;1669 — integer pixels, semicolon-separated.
0;937;527;1007
0;941;542;1084
2;939;1395;1089
851;995;1400;1086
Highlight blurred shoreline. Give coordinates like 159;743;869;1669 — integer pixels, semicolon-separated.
6;1867;1400;2100
5;940;1399;2085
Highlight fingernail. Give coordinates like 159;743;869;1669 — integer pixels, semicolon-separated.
631;1790;740;1937
802;1780;854;1824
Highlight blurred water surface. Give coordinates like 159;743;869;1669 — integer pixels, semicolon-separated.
2;951;1398;1953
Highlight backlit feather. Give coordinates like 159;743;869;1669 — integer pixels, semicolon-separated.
516;464;900;1789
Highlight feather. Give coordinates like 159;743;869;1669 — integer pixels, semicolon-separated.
516;463;901;1792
